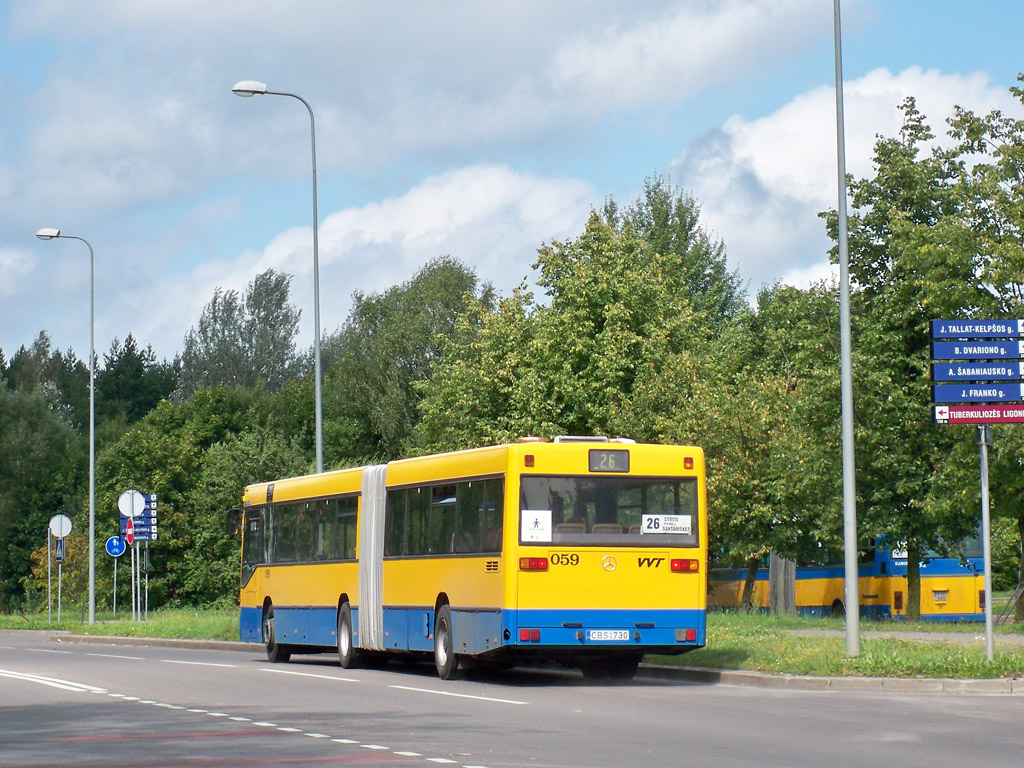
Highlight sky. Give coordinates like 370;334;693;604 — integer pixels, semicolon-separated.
2;0;1024;363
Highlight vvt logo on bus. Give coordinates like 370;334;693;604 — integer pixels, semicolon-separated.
638;557;665;567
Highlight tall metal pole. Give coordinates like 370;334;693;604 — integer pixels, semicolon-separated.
232;83;323;474
833;0;860;656
35;230;96;624
977;425;994;661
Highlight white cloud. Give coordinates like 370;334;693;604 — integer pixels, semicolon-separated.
552;0;825;108
671;66;1022;293
106;165;596;356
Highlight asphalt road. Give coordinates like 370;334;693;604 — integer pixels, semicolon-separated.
2;631;1023;768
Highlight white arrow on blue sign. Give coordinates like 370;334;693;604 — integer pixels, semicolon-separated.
54;537;66;563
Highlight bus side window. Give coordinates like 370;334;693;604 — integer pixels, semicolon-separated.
456;481;484;553
430;484;457;555
408;487;430;555
482;478;504;552
339;497;357;560
385;490;407;556
295;502;317;562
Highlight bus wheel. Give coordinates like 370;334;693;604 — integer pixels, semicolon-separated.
264;606;290;663
433;604;458;680
337;603;360;669
830;600;846;618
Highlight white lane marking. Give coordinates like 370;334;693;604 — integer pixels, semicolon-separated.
229;716;251;722
253;722;277;727
88;653;145;660
259;668;358;683
426;759;458;764
161;660;237;668
206;712;229;717
361;745;389;750
187;708;208;713
395;752;423;757
389;684;527;706
333;739;359;744
0;669;107;693
278;727;302;732
305;733;330;739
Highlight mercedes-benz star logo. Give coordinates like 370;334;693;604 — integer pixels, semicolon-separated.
601;555;617;572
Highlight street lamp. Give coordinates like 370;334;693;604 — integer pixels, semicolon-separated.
35;227;96;625
233;80;324;474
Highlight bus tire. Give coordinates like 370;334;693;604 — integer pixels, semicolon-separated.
830;599;846;618
264;606;291;663
337;603;360;669
433;604;458;680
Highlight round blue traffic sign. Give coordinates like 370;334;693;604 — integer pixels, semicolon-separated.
105;535;127;558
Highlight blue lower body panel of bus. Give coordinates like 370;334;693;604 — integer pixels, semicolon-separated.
239;605;339;647
509;608;705;652
240;604;706;657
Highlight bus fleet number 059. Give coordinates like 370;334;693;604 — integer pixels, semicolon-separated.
550;553;580;566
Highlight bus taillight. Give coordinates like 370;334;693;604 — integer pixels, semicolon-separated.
671;559;699;573
519;557;548;571
684;457;694;469
519;628;541;642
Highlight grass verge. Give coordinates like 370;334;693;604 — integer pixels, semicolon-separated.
649;611;1024;679
0;608;238;641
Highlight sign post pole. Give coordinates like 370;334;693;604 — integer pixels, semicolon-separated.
47;515;72;625
47;530;52;625
976;425;995;661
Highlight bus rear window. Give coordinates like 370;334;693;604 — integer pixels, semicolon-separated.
519;476;699;547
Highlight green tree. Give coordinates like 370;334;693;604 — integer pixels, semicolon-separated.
822;96;1016;618
4;332;90;430
97;334;177;424
177;270;301;398
96;388;273;608
323;256;493;461
0;387;84;611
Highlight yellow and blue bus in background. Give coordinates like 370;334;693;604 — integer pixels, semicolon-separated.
709;537;985;620
236;437;707;678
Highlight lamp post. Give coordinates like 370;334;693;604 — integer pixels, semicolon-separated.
833;0;859;657
232;80;324;474
35;228;96;625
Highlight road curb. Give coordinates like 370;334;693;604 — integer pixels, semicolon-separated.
639;663;1024;694
52;633;253;653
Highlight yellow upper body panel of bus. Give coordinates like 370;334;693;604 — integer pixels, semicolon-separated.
243;466;363;508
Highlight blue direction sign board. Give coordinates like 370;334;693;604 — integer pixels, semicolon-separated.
931;340;1024;361
931;319;1024;339
933;383;1024;404
54;537;65;563
932;361;1024;382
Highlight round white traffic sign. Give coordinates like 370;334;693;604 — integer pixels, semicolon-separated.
118;489;146;519
49;514;73;539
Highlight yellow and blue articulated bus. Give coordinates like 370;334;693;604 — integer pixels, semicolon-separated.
236;438;708;678
709;538;985;620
